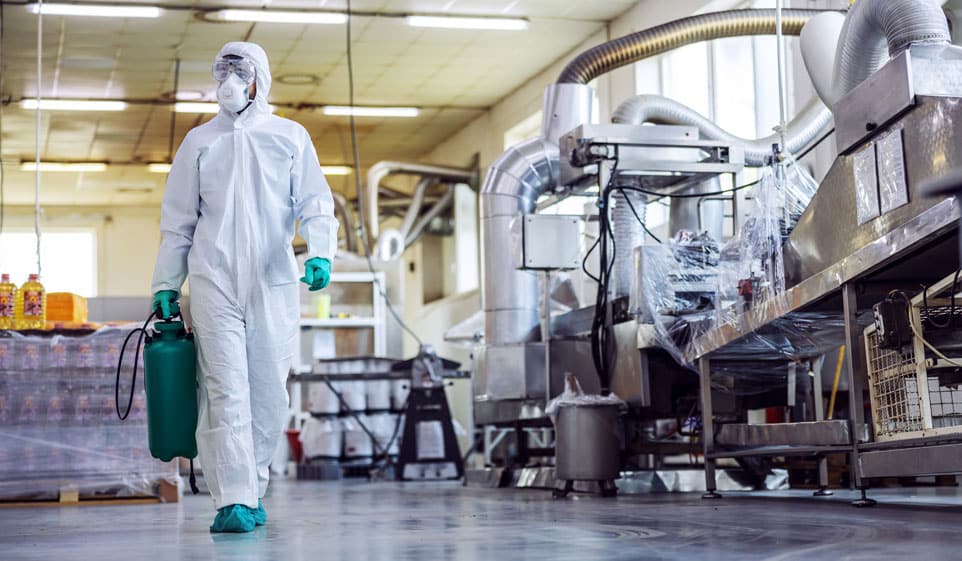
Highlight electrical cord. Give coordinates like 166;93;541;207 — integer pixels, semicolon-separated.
613;186;662;244
615;179;758;200
321;378;407;469
344;0;423;347
581;235;600;284
891;289;962;368
590;166;621;394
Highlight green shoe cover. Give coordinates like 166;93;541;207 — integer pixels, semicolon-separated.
252;500;267;526
210;504;256;533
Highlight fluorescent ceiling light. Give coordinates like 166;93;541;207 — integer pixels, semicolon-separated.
28;3;162;18
321;106;419;118
320;165;353;176
21;161;108;172
405;15;528;30
173;102;277;114
21;99;127;111
173;102;219;114
209;9;347;24
147;163;172;173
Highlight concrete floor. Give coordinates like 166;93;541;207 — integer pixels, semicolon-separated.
3;480;962;560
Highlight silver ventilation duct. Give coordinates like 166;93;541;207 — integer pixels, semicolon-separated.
832;0;950;103
481;137;560;345
612;95;833;166
669;178;725;241
611;190;646;297
399;177;438;243
557;9;823;85
405;185;455;249
332;192;360;254
363;161;477;249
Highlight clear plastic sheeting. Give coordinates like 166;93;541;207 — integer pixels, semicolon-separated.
0;328;178;501
718;160;817;314
545;373;627;422
637;161;846;373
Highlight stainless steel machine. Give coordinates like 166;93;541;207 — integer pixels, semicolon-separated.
465;0;962;504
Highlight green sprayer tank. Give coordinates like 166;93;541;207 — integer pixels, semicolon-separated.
143;320;198;462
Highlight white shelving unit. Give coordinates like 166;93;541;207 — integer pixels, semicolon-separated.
288;271;387;424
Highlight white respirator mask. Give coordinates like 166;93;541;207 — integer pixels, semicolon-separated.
216;73;252;113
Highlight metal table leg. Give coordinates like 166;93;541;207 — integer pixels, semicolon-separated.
699;356;721;499
810;356;833;496
842;283;876;507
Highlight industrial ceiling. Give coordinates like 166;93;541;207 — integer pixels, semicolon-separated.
0;0;637;206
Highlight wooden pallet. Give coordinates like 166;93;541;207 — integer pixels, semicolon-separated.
0;479;179;508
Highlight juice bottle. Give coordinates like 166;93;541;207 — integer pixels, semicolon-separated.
0;274;15;330
14;274;46;330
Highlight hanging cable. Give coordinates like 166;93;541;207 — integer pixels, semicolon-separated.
615;179;759;200
590;165;621;395
892;289;962;368
167;59;180;163
344;0;423;347
34;0;42;276
0;3;5;244
613;187;662;244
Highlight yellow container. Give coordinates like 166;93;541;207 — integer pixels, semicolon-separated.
14;274;46;330
47;292;89;323
0;274;15;330
315;293;331;319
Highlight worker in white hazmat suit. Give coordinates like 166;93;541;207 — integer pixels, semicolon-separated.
150;41;338;533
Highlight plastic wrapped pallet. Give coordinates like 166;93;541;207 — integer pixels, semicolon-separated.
0;328;179;501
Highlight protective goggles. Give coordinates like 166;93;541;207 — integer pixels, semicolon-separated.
212;58;256;84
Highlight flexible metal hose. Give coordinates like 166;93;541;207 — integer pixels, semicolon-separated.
832;0;950;100
558;9;824;85
612;94;833;165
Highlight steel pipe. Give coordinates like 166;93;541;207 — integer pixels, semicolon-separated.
332;192;359;254
363;161;476;248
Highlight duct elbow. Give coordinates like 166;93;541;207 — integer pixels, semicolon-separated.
832;0;950;103
801;11;846;107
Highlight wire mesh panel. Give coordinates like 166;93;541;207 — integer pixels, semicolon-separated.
928;379;962;429
866;321;962;440
865;328;924;438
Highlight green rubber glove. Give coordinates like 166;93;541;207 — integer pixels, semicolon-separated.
300;257;331;292
152;290;180;320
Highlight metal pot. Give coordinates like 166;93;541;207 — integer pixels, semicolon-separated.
555;402;623;481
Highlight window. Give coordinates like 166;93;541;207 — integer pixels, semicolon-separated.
632;6;797;236
662;43;712;118
0;231;98;297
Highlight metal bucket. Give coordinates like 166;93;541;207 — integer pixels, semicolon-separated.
555;402;623;481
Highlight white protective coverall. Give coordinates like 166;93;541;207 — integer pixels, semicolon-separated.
151;41;338;509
